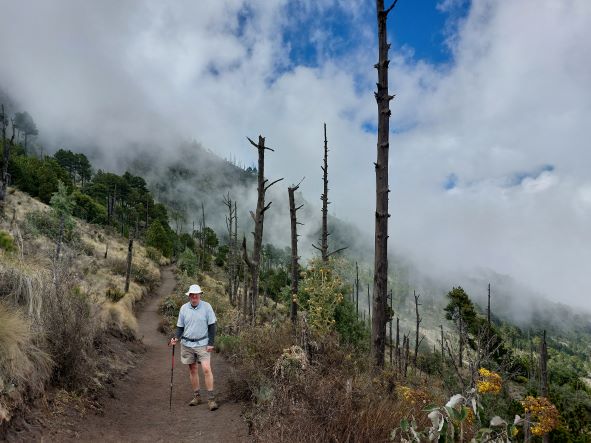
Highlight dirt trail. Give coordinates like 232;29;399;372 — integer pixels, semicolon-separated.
45;266;250;442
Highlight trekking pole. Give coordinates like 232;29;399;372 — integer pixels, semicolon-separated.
169;342;175;411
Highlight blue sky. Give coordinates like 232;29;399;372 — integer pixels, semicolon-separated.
282;0;470;68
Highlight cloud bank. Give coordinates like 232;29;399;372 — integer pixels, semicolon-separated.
0;0;589;307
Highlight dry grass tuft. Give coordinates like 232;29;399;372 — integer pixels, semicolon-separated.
0;301;53;425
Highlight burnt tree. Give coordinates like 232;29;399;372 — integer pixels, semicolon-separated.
288;179;304;323
355;262;360;316
372;0;397;368
242;135;283;319
312;123;346;261
414;291;422;367
0;105;8;206
540;329;549;443
223;193;238;305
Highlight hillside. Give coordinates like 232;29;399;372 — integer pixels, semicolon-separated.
0;187;160;434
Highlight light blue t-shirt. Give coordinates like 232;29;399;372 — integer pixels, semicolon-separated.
176;300;216;348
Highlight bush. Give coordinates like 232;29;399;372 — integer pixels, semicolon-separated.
178;248;198;276
0;231;16;253
24;210;78;244
106;286;125;302
145;246;162;263
216;334;242;355
41;271;99;389
132;263;159;290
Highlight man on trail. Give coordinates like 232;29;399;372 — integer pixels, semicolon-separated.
170;284;218;411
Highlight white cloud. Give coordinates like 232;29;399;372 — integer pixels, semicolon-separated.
0;0;589;308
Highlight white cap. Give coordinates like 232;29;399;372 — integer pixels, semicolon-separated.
185;284;203;296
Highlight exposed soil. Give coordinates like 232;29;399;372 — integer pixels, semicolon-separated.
8;266;251;442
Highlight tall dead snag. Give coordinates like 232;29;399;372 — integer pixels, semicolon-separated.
124;237;133;293
389;289;394;366
372;0;397;369
288;179;304;323
242;135;283;319
0;105;7;206
224;193;238;305
414;291;422;367
312;123;347;261
540;329;550;443
355;262;360;316
487;282;491;327
396;317;400;371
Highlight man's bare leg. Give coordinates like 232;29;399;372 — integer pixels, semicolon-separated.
201;360;214;391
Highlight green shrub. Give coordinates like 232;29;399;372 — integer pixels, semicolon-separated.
179;247;198;276
145;246;162;263
133;263;158;289
106;287;125;302
24;210;78;243
216;334;242;354
0;230;16;253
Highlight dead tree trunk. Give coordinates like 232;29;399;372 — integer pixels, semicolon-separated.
396;317;400;372
459;314;464;368
242;135;283;320
540;331;549;441
356;262;359;316
313;124;346;261
372;0;397;369
201;202;206;268
54;214;65;263
487;282;491;327
414;291;422;367
233;202;239;303
389;289;393;366
367;283;371;328
0;105;8;206
124;237;133;293
440;324;445;366
288;180;304;323
224;193;237;305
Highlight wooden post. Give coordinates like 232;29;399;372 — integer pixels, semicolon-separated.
124;237;133;293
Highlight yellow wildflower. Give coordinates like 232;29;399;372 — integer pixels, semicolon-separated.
476;368;502;394
522;396;559;437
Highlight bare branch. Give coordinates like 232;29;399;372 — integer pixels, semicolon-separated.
264;177;284;192
384;0;399;16
327;246;348;257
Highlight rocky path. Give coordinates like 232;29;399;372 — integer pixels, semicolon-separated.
38;266;251;442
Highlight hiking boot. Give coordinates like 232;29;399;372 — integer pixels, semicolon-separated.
189;395;202;406
208;399;219;411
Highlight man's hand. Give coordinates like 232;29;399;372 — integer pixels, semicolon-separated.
206;345;214;353
169;337;178;346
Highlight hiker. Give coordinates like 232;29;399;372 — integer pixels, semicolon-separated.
169;283;218;410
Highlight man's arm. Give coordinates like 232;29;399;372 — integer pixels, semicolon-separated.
207;323;216;346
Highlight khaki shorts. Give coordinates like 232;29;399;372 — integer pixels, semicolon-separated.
180;344;210;365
